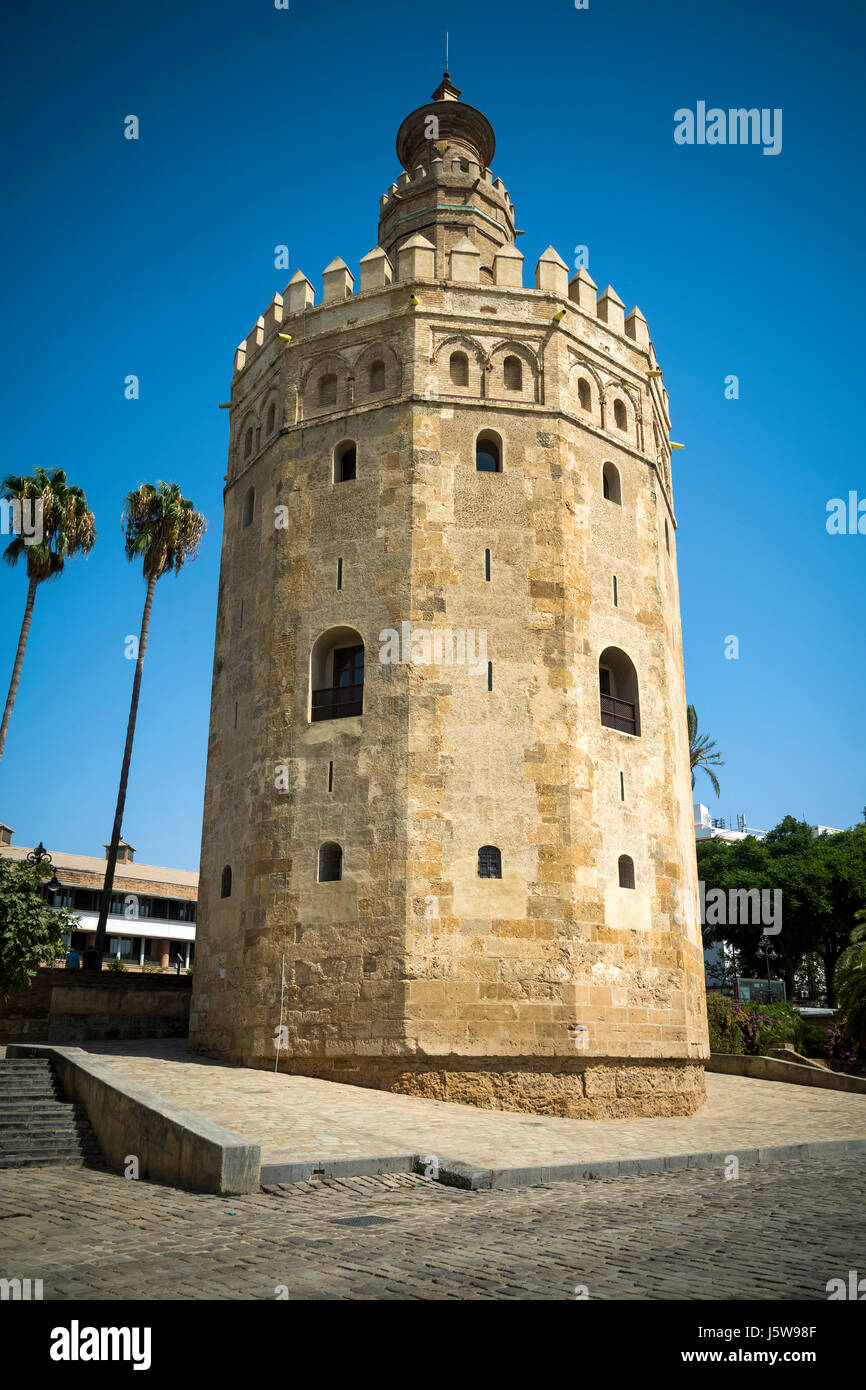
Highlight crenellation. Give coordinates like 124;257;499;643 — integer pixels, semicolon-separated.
322;257;354;304
535;245;569;297
284;269;315;315
597;285;626;335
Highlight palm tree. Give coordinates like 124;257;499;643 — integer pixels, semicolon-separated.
688;703;724;797
835;910;866;1047
0;468;96;766
90;482;206;968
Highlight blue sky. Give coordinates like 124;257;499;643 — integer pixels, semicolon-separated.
0;0;863;867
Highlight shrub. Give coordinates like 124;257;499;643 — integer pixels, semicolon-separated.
706;993;742;1054
106;958;128;973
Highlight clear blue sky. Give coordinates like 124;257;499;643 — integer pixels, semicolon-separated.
1;0;863;867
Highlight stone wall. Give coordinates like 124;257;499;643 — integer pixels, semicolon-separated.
0;969;191;1043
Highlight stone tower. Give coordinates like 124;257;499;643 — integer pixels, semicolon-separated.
190;73;710;1118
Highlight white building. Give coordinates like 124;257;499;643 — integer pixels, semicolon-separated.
0;824;198;969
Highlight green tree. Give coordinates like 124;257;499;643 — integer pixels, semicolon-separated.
688;703;724;797
0;468;96;765
0;859;74;996
835;910;866;1047
91;482;206;966
697;817;866;1004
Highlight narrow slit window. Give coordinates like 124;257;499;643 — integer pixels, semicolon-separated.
328;761;334;793
612;575;618;607
337;558;343;591
484;548;491;581
487;661;493;691
620;771;625;802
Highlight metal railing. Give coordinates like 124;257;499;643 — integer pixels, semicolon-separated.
312;683;364;721
600;693;637;735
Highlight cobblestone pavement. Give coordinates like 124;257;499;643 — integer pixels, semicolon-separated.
1;1155;863;1299
74;1041;866;1171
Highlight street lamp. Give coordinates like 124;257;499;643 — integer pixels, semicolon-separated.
27;842;62;896
757;938;776;1004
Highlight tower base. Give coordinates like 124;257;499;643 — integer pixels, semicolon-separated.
227;1053;707;1119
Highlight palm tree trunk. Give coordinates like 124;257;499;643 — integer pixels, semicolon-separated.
89;574;158;969
0;576;38;767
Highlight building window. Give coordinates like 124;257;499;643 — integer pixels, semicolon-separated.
220;865;232;899
664;519;670;554
618;854;635;889
613;399;627;431
243;427;253;459
620;771;625;802
578;377;591;411
335;441;357;482
242;486;254;528
266;401;276;434
476;430;502;473
336;557;343;591
319;374;337;406
599;647;640;736
450;351;469;387
503;355;522;391
318;842;343;883
602;462;621;505
484;547;491;581
369;359;385;392
311;628;365;721
612;575;618;607
478;845;502;879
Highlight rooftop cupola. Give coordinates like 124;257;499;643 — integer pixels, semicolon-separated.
378;72;517;282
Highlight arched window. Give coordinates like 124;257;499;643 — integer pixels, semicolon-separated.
618;855;635;889
318;842;343;883
450;351;469;387
334;441;357;483
598;647;640;736
369;359;385;393
578;377;591;411
220;865;232;899
318;373;337;406
476;430;502;473
503;355;522;391
242;486;254;528
244;427;253;459
266;401;276;434
311;626;365;722
478;845;502;879
602;462;621;505
613;399;627;431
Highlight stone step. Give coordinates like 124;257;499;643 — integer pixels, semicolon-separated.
0;1154;87;1169
0;1061;53;1072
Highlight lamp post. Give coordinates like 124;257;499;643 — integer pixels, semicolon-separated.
757;938;776;1005
27;842;62;897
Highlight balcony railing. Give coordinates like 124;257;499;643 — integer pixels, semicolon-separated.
600;693;637;735
312;683;364;721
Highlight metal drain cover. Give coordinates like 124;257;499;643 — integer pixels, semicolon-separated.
330;1216;394;1227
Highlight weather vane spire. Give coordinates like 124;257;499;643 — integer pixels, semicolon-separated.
445;30;449;75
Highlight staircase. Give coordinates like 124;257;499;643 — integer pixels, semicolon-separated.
0;1057;103;1169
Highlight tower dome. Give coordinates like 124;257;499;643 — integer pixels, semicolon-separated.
378;73;515;277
